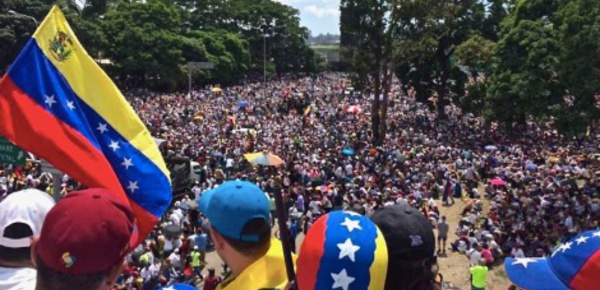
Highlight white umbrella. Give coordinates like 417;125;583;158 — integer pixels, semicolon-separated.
484;145;498;151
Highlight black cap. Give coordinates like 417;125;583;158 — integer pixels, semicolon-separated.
370;204;435;269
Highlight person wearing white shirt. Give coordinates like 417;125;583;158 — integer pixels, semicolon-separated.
511;245;525;258
167;249;181;269
466;244;483;266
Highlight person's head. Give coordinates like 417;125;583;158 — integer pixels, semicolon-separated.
198;180;271;275
370;204;437;290
0;189;55;267
296;211;388;290
31;188;136;290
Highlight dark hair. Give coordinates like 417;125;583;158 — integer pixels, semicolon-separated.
0;223;33;263
36;256;110;290
218;218;271;259
384;256;439;290
0;246;30;263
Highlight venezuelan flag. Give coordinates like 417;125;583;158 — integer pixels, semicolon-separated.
304;105;311;116
297;211;388;290
0;6;171;245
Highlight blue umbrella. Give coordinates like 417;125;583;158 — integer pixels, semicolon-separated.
525;163;538;172
237;100;249;109
342;148;355;156
158;283;198;290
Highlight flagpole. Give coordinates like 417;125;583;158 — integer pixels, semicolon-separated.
273;176;296;284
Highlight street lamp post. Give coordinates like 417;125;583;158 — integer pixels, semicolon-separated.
263;33;267;83
8;10;39;26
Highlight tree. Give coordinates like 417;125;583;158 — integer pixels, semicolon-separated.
485;0;599;135
392;0;485;119
455;35;496;115
0;0;55;73
552;0;600;133
340;0;398;145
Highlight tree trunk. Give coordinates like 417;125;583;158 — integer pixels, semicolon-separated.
379;60;395;143
436;35;452;121
372;73;381;145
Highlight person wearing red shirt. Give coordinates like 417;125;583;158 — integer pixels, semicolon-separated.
203;268;221;290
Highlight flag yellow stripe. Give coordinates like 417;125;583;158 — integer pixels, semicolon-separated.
31;6;168;178
368;228;389;290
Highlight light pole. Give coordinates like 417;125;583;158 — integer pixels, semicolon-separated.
8;10;39;26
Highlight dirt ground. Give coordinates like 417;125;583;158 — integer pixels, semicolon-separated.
201;197;511;290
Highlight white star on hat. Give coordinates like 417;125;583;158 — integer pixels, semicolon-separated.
331;269;355;290
552;241;573;257
511;258;538;269
337;238;361;262
575;235;589;245
162;287;175;290
340;217;362;232
592;231;600;238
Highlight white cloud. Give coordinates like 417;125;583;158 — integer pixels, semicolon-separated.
303;5;340;18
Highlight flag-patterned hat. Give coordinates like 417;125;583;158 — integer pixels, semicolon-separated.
504;230;600;290
297;211;388;290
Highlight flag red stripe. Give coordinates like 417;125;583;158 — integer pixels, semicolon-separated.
297;214;328;290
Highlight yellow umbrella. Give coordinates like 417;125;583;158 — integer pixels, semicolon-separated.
244;152;284;166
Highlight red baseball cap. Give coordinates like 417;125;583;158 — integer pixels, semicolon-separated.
36;188;136;274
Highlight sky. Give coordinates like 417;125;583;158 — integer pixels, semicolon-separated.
275;0;340;35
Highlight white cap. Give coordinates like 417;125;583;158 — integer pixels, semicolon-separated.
0;189;55;248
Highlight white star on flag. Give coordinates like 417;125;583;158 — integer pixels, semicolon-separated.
340;217;362;232
44;95;56;107
162;287;175;290
511;258;538;269
108;140;120;151
67;100;75;110
575;235;589;245
97;123;108;134
337;238;361;262
592;231;600;238
127;181;139;193
331;269;355;290
122;158;134;170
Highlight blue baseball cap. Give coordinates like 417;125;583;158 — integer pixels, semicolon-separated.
504;230;600;290
198;188;216;214
198;180;269;242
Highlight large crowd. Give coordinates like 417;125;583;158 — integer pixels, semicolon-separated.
1;73;599;290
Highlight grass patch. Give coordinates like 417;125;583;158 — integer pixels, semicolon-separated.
311;45;340;51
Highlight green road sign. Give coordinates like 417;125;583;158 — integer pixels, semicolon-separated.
0;137;26;166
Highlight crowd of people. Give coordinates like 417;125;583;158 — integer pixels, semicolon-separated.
1;73;599;290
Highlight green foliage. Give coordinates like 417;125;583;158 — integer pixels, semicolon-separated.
486;0;599;135
455;35;496;75
0;0;317;88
